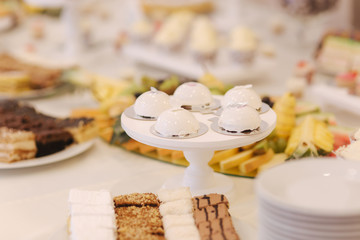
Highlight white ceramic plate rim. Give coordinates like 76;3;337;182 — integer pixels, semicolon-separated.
49;217;257;240
256;158;360;217
258;198;360;224
0;139;95;169
259;210;360;238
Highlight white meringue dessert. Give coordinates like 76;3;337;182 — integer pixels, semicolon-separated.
218;104;261;133
173;82;213;109
222;85;262;111
154;108;200;137
134;88;172;119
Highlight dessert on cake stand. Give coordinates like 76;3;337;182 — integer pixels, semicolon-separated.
121;97;276;196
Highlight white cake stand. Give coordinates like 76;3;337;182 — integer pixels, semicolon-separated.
121;97;276;196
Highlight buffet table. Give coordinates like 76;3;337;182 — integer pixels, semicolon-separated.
0;92;257;240
0;1;359;240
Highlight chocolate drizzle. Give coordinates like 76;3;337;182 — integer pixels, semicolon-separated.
193;194;239;240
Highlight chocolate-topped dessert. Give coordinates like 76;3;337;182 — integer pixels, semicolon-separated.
0;100;96;158
193;194;240;240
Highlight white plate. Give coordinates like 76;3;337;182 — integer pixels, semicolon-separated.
0;140;95;169
49;217;257;240
256;158;360;217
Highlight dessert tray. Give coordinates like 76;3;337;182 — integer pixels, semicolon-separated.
0;140;94;170
123;43;275;84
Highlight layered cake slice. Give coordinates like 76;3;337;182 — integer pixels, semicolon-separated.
0;127;37;163
0;99;97;158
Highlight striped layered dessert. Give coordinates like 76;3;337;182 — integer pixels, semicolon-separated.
0;127;36;163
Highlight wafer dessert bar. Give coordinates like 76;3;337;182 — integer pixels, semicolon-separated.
114;193;165;240
0;127;37;163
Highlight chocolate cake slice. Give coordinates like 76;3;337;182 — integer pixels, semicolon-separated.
0;100;96;158
33;129;73;157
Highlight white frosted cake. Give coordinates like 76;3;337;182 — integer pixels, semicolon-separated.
154;108;199;137
134;87;172;118
173;82;212;109
222;85;262;111
218;104;261;133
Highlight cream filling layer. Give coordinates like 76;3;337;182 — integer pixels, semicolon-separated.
0;141;36;151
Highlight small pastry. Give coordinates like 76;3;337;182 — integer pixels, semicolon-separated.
173;82;213;110
134;87;171;119
153;11;194;51
154;108;199;137
222;84;262;111
189;16;218;61
229;26;257;64
218;104;261;133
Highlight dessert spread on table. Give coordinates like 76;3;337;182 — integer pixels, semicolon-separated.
0;100;97;163
68;188;240;240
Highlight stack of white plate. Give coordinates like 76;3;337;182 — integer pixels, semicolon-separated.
255;158;360;240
